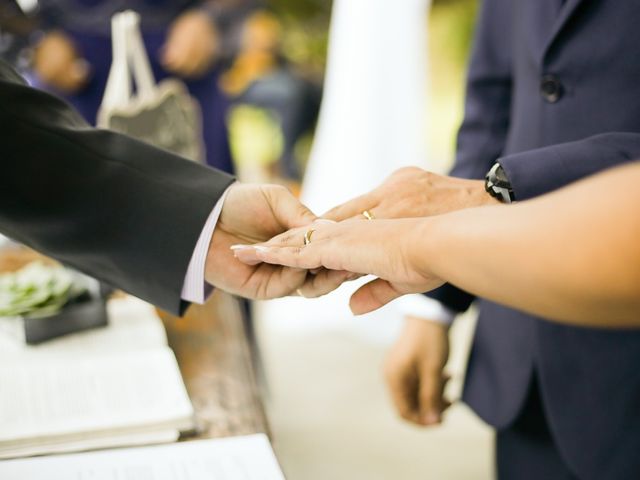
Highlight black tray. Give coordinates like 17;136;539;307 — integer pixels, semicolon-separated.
22;293;108;345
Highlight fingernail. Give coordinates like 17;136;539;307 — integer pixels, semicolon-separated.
423;412;440;425
230;244;250;250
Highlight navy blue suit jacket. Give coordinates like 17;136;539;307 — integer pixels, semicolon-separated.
429;1;640;478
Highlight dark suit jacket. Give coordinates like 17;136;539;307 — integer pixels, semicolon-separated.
429;1;640;478
0;60;234;315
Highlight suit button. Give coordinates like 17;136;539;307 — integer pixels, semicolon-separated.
541;75;563;103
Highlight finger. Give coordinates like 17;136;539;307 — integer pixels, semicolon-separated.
252;263;307;299
349;278;403;315
233;245;307;268
231;245;264;265
232;231;306;266
384;364;420;424
265;220;335;248
300;269;362;298
267;227;308;247
230;224;307;265
417;367;445;425
231;222;331;266
264;186;317;229
256;245;321;270
297;269;355;298
321;194;374;222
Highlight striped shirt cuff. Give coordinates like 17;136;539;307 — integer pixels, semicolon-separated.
180;184;234;304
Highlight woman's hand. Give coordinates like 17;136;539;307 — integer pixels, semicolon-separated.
322;167;497;222
232;218;445;314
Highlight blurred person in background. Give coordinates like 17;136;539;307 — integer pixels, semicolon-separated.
28;0;263;173
222;9;321;184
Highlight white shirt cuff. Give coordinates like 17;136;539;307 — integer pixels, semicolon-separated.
180;184;234;304
396;294;457;327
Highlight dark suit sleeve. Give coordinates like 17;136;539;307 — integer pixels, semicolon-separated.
0;61;235;315
425;0;514;314
499;133;640;200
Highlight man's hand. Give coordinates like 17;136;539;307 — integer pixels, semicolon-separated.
384;316;451;426
323;167;498;221
33;31;90;93
205;184;352;299
162;10;219;78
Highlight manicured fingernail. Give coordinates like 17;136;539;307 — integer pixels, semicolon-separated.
230;244;250;250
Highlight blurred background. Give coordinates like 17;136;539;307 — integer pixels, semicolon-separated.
0;0;492;477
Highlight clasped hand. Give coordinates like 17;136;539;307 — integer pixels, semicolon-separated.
228;167;495;312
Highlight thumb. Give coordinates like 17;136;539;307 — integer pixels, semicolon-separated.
266;186;317;229
349;278;403;315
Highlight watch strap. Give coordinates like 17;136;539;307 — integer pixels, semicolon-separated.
485;162;515;203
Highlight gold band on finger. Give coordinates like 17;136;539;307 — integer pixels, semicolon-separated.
303;229;315;246
362;210;375;221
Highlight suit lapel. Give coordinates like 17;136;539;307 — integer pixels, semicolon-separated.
523;0;564;63
541;0;585;58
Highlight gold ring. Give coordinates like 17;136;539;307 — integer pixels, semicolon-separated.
362;210;375;220
303;229;315;246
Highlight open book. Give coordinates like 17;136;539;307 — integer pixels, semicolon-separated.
0;297;194;459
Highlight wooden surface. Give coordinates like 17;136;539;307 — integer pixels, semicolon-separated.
158;291;270;440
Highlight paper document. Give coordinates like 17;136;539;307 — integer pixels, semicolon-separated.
0;297;194;458
0;348;193;458
0;434;286;480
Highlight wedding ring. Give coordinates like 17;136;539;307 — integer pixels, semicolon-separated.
362;210;375;220
303;229;315;246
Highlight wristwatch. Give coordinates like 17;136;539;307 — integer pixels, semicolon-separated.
485;162;515;203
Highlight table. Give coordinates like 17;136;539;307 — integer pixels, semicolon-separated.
0;246;270;440
159;292;270;440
